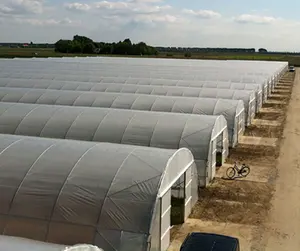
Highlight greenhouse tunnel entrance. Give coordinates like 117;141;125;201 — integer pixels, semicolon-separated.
170;173;186;226
235;111;245;146
159;165;195;251
216;132;225;168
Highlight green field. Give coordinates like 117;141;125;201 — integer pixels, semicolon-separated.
1;47;300;65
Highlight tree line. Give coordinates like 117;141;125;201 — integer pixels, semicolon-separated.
156;47;269;53
54;35;158;55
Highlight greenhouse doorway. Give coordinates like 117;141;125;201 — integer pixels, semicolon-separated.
216;130;227;168
234;112;245;147
160;166;194;251
209;129;228;184
170;174;186;226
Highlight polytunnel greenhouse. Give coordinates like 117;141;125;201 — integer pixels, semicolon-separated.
0;62;271;95
0;59;285;91
0;87;245;147
0;58;287;78
0;58;287;90
0;58;283;100
0;62;265;98
93;77;263;104
0;134;198;251
1;74;262;106
0;78;256;125
0;102;229;187
6;57;288;74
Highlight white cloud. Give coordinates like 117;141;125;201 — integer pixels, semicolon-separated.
0;0;44;15
93;0;171;14
234;14;277;24
14;17;81;26
64;0;174;27
94;1;129;10
134;14;177;24
0;6;14;14
65;1;171;15
130;0;163;3
65;3;90;12
183;9;221;19
2;0;300;51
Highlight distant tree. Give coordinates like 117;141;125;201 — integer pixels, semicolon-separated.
100;43;114;54
114;41;132;54
82;42;96;54
123;38;132;45
156;47;257;54
73;35;93;44
54;35;157;55
134;42;147;55
184;51;192;58
259;48;268;53
70;40;82;53
55;39;72;53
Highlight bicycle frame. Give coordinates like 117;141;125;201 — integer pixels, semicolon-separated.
233;163;246;173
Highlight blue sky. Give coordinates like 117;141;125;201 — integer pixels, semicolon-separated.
0;0;299;51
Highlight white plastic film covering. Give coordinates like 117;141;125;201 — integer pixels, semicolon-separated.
0;102;226;185
0;58;287;101
0;87;244;147
0;134;195;251
0;68;263;90
0;59;287;85
0;78;255;125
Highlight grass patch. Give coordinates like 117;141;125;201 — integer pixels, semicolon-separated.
1;48;300;65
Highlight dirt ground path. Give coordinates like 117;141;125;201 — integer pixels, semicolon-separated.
261;69;300;251
168;70;296;251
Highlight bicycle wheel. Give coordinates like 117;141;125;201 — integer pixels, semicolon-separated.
226;167;236;179
240;166;250;177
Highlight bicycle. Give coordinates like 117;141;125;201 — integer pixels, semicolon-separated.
226;162;250;179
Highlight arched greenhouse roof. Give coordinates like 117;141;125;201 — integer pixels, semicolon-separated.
0;78;256;117
0;134;195;251
0;102;228;185
0;58;280;101
0;65;263;91
0;66;270;85
0;87;244;147
0;67;268;103
0;58;286;76
6;57;287;73
0;59;286;83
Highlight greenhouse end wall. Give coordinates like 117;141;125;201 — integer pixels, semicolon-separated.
0;134;197;251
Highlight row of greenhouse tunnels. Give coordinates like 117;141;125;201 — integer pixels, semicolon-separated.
0;57;289;251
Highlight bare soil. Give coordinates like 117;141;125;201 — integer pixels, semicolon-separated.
168;70;296;251
261;69;300;251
